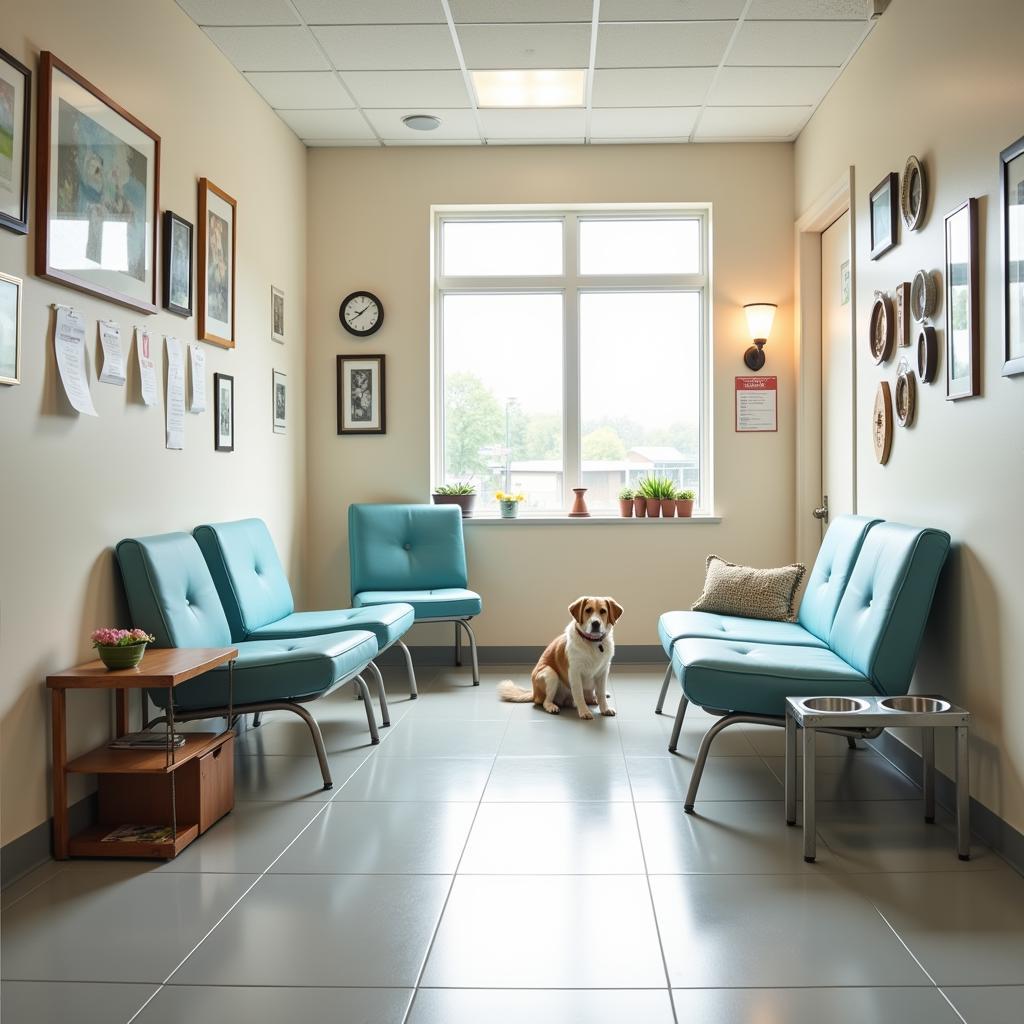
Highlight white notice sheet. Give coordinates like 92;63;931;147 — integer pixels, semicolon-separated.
54;306;97;416
98;321;126;386
189;344;207;413
165;336;186;450
136;328;158;407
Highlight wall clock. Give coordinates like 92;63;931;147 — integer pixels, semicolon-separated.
869;291;894;364
895;358;916;427
339;290;384;337
917;325;938;383
910;269;937;322
873;381;893;464
900;155;927;231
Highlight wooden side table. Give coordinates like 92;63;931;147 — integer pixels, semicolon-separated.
47;647;237;860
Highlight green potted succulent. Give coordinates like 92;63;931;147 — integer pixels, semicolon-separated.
432;481;476;518
632;488;647;517
91;628;156;670
637;475;677;518
617;486;634;517
675;489;696;518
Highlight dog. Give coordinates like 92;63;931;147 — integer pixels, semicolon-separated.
497;596;623;719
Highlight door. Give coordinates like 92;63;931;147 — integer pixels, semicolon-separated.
819;209;854;527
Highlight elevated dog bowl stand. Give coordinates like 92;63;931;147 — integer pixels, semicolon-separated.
784;695;971;864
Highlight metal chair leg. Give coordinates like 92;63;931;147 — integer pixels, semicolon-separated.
454;622;462;666
367;660;390;727
668;695;689;752
683;712;777;812
288;702;334;789
397;640;418;699
252;712;262;728
655;663;673;716
355;674;380;746
460;619;480;685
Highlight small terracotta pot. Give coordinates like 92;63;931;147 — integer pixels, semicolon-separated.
676;498;695;518
618;498;634;517
633;495;647;518
569;487;590;517
432;493;476;518
645;498;661;518
660;499;676;518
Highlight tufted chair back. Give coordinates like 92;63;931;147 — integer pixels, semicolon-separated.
193;519;294;641
348;504;468;596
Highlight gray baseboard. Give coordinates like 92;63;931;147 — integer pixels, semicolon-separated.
1;793;96;890
870;731;1024;877
377;643;666;666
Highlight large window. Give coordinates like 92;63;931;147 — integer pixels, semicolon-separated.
433;208;710;515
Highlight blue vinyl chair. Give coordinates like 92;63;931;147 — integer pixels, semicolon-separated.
193;518;416;707
348;503;483;685
116;532;384;788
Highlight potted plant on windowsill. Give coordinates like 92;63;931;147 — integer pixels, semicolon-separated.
675;489;696;518
617;487;634;517
637;475;677;518
432;481;476;518
91;628;156;670
495;490;525;519
633;490;647;517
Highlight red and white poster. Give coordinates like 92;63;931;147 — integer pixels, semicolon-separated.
735;376;777;432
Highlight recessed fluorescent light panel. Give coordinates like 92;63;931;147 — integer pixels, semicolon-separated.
471;69;587;108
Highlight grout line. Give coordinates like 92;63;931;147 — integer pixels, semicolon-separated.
687;0;753;142
584;0;600;144
439;0;486;145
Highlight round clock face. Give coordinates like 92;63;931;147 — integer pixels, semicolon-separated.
869;293;894;364
910;269;935;322
340;291;383;337
900;156;927;231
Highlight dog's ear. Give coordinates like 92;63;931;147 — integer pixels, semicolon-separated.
606;598;624;625
568;597;587;624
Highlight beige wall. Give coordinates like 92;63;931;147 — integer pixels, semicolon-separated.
795;0;1024;833
0;1;308;846
306;144;796;648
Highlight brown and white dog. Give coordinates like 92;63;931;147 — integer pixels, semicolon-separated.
497;596;623;719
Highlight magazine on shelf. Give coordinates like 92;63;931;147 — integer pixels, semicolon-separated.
108;731;186;750
100;824;177;844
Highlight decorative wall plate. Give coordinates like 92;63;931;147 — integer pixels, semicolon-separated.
895;281;910;346
869;291;895;364
910;269;937;322
873;381;893;464
900;155;927;231
917;325;938;383
895;358;916;426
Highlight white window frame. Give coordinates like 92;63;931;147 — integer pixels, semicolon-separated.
431;204;713;517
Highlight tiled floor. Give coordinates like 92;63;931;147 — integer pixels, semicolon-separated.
3;664;1024;1023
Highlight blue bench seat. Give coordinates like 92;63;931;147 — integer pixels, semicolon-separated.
352;588;482;620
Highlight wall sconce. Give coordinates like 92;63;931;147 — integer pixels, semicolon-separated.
743;303;777;371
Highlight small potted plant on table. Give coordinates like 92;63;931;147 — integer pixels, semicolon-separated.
91;628;156;670
495;490;525;519
675;489;696;518
618;487;634;517
432;481;476;518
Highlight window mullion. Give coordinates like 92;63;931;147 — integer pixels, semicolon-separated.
563;213;580;512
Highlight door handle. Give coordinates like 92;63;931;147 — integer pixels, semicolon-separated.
813;496;829;522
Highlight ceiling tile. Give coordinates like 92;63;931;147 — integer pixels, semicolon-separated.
591;67;712;106
708;65;837;105
727;20;866;66
245;71;355;108
363;108;479;139
593;137;690;144
304;138;381;146
176;0;298;25
295;0;447;23
312;24;459;69
381;137;482;146
203;26;329;70
274;107;376;138
486;137;585;145
596;22;734;68
341;70;470;107
694;104;812;139
450;0;594;22
590;106;699;138
479;108;587;138
600;0;744;19
457;23;592;70
747;0;868;19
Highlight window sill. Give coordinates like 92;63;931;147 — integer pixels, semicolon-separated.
463;514;722;525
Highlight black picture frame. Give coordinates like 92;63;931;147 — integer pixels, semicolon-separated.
869;172;899;260
162;210;193;317
337;354;386;434
0;48;30;234
214;372;234;451
1000;133;1024;377
944;198;980;401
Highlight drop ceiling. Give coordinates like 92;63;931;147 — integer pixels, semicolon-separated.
176;0;877;146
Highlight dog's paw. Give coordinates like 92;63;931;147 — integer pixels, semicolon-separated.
578;708;595;720
601;707;617;717
543;702;560;715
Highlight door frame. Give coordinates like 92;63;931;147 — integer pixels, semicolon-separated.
794;167;858;570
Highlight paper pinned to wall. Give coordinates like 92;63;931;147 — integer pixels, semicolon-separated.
165;336;186;450
98;321;126;386
136;327;158;406
54;306;97;416
189;344;206;413
735;376;778;433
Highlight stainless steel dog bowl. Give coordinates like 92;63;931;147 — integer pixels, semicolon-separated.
799;696;870;714
880;696;951;714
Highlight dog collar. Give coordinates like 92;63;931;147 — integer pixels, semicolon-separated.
575;627;607;644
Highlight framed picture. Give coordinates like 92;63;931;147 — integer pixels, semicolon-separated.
944;198;980;401
0;271;22;385
35;52;160;312
0;48;30;234
271;285;285;344
198;178;236;348
214;372;234;451
273;369;286;434
162;210;193;317
1000;133;1024;376
337;354;385;434
869;172;898;260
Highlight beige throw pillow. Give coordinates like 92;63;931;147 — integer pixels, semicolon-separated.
692;555;806;623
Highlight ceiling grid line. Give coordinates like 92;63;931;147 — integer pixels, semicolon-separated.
440;0;487;146
584;0;601;145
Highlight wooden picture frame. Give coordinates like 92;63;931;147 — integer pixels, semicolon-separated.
162;210;193;317
273;369;286;434
869;172;898;260
0;48;30;234
197;178;236;348
944;198;980;401
0;270;23;385
337;354;386;434
214;372;234;451
1000;133;1024;377
35;52;160;313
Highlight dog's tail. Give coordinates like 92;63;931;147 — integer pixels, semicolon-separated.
497;679;534;703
